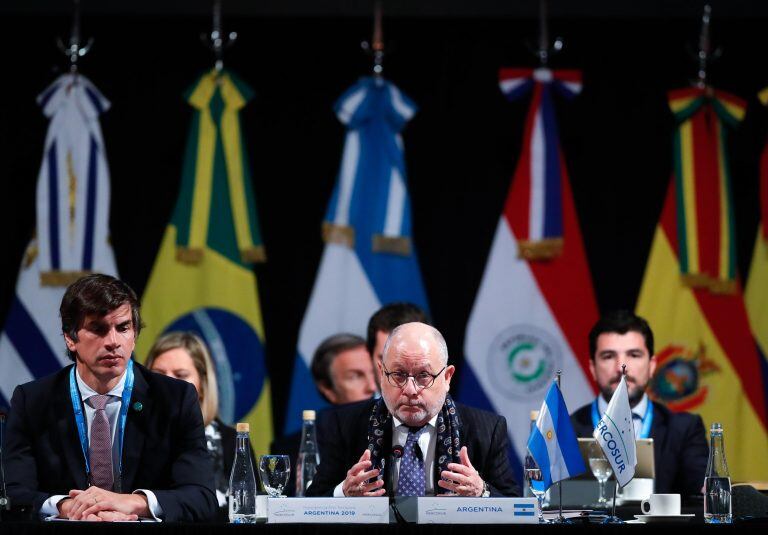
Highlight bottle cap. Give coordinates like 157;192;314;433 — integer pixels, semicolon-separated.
530;410;539;421
303;410;316;421
236;422;250;433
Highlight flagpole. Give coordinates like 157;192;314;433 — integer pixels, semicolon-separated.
603;365;627;524
554;370;573;524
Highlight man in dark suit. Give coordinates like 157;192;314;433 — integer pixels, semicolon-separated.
306;322;519;497
570;311;708;497
271;333;375;496
3;274;217;521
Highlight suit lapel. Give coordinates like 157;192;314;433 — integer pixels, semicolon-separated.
120;364;151;491
651;402;667;472
56;371;88;489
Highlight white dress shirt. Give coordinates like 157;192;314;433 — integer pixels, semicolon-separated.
40;368;162;520
333;414;439;497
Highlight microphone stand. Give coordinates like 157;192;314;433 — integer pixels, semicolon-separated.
388;446;406;524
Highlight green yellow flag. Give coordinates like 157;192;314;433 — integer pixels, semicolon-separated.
137;69;272;456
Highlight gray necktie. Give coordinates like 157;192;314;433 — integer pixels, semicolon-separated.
89;394;114;490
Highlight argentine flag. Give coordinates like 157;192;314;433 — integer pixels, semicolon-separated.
284;76;429;433
593;375;636;488
527;381;585;489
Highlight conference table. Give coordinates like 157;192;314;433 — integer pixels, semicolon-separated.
2;504;767;534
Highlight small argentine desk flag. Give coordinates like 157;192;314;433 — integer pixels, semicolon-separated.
593;373;637;488
527;380;586;489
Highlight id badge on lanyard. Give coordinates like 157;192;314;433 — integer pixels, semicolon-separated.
69;359;134;491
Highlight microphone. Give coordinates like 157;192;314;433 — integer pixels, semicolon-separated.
0;408;10;516
387;444;404;497
388;445;405;524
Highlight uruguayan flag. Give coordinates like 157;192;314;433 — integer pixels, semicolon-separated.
0;74;118;407
527;381;585;489
284;76;429;433
593;375;636;487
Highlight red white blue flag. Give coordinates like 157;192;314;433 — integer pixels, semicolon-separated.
459;68;598;478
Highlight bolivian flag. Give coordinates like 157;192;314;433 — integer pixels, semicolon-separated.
745;86;768;424
637;87;768;481
136;70;272;455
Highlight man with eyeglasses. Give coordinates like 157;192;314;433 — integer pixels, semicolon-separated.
306;322;519;497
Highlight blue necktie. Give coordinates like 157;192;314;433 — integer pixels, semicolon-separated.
397;426;428;496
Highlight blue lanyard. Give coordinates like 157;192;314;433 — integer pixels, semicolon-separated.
69;359;134;484
591;396;653;439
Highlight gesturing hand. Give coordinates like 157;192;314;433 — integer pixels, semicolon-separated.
342;449;386;497
438;446;485;497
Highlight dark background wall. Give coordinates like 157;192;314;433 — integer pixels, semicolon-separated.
1;1;767;432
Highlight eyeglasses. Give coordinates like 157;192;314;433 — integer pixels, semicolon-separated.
381;363;447;390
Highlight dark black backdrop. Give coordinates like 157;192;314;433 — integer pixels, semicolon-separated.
1;6;767;433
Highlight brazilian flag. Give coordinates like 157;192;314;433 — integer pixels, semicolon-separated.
137;69;272;455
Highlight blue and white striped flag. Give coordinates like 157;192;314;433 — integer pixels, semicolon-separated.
0;74;118;407
527;380;586;489
284;76;429;433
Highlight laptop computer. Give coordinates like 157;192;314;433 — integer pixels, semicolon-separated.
545;438;655;507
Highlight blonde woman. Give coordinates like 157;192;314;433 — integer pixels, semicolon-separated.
146;332;255;516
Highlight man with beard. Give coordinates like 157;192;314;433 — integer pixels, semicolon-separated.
570;311;708;497
306;322;519;497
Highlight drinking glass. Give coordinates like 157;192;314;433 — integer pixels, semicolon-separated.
588;442;613;507
524;455;548;523
258;455;291;498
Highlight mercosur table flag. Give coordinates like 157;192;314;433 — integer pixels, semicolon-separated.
593;375;636;488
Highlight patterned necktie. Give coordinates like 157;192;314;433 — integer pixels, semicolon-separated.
397;426;428;496
89;394;114;490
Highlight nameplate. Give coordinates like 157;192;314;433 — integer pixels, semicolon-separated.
417;497;538;524
267;497;390;524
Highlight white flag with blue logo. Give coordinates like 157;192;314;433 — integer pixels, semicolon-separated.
0;74;118;407
527;380;586;489
593;374;636;487
284;76;429;433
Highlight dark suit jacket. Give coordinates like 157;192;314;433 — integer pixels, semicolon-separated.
571;400;708;497
3;362;218;522
305;399;520;497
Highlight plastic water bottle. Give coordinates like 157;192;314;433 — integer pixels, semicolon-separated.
295;410;320;496
229;423;258;523
704;422;732;524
